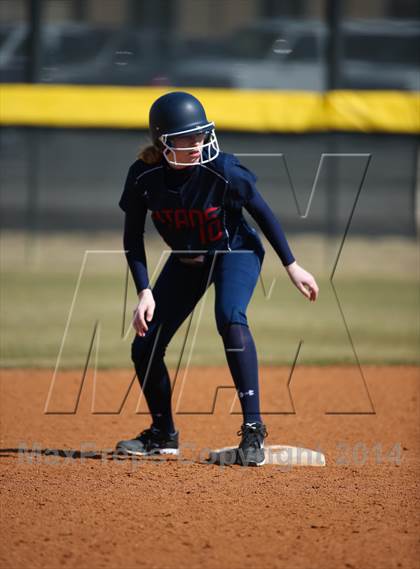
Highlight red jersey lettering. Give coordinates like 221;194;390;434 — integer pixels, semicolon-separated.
204;206;219;220
162;209;173;224
152;206;224;245
174;208;189;229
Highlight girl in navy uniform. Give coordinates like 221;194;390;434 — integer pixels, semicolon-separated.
116;92;318;466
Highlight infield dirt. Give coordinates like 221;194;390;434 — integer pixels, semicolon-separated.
1;366;419;569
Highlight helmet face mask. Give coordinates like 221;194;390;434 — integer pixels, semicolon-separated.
160;123;220;166
149;92;220;167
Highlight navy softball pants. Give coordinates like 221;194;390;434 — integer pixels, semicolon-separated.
131;249;264;432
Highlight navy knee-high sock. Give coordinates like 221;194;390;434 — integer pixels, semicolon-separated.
134;358;176;435
222;323;262;424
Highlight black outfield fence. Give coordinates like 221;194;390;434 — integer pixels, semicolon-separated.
0;128;417;237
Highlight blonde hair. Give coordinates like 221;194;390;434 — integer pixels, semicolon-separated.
138;144;163;165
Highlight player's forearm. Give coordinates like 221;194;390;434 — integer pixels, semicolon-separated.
126;254;150;294
123;214;150;294
245;192;295;266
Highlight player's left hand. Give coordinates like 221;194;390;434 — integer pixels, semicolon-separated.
285;261;319;302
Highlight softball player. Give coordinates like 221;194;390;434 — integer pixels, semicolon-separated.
116;92;318;466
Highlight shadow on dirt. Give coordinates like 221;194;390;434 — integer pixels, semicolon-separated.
0;447;239;466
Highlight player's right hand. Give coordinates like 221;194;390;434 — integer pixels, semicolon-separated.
133;289;155;336
285;261;319;302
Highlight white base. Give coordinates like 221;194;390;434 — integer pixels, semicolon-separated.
207;445;326;467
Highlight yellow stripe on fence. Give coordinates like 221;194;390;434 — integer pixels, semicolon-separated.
0;84;419;133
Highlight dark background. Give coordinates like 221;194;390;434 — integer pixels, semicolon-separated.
0;0;418;237
0;128;417;236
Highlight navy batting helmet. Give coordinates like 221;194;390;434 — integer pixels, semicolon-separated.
149;91;219;166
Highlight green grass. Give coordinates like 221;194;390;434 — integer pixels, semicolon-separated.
1;232;418;367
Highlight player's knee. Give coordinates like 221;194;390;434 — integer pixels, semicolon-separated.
131;336;148;363
215;305;248;336
131;334;167;364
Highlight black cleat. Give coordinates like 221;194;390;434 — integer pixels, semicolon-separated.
115;427;179;457
236;422;268;467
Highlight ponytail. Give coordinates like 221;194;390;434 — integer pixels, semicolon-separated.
138;144;163;165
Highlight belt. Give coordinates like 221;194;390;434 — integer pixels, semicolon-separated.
178;254;206;266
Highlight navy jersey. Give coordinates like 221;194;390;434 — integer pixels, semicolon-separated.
119;152;264;256
119;152;295;292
